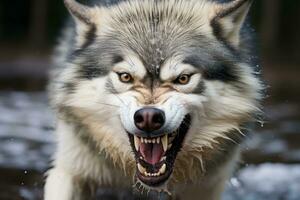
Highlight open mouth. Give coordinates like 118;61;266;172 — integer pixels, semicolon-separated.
128;115;191;187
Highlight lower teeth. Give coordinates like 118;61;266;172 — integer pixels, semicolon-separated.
160;156;166;162
137;163;167;177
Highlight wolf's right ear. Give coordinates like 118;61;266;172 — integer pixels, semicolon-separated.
64;0;94;25
64;0;98;43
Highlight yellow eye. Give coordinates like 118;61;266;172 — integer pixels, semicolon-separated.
176;74;191;85
118;72;133;83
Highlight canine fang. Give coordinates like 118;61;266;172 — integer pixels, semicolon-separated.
162;135;168;152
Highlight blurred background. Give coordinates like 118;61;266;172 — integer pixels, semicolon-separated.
0;0;299;199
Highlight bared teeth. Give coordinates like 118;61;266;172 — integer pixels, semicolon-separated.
140;137;162;144
144;171;161;177
137;163;146;174
138;163;167;177
134;136;140;151
135;134;170;177
138;135;168;149
159;164;166;174
161;135;168;152
160;156;166;162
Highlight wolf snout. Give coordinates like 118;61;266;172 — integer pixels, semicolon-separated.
134;107;165;132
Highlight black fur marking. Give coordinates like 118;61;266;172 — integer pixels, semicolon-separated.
81;25;97;49
112;54;124;64
211;18;237;54
183;56;238;82
77;64;106;80
71;37;121;80
105;77;118;94
70;24;97;58
183;55;204;69
203;64;238;82
192;80;205;94
63;82;77;93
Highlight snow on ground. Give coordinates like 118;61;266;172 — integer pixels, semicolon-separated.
224;164;300;200
0;92;54;171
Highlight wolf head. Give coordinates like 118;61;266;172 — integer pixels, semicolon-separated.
55;0;262;190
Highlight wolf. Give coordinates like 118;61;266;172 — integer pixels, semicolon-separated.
45;0;262;199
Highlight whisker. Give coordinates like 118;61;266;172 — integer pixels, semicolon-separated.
96;100;120;108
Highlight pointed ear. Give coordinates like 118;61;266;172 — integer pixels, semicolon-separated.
64;0;97;45
212;0;253;47
64;0;93;25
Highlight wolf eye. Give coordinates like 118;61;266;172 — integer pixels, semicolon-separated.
175;74;191;85
118;72;133;83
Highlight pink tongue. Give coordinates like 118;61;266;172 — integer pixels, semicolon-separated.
140;142;164;165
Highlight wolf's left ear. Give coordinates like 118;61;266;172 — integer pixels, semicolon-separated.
212;0;253;47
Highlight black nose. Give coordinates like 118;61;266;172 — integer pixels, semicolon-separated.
134;108;165;132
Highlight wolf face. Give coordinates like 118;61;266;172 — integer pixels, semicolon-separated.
51;0;262;191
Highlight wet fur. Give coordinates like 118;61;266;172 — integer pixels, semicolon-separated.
45;0;262;199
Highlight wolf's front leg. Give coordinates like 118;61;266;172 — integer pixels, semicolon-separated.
44;167;95;200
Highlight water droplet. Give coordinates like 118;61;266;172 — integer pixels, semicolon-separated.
230;177;241;188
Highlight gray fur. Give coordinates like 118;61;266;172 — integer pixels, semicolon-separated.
62;0;255;90
46;0;263;199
